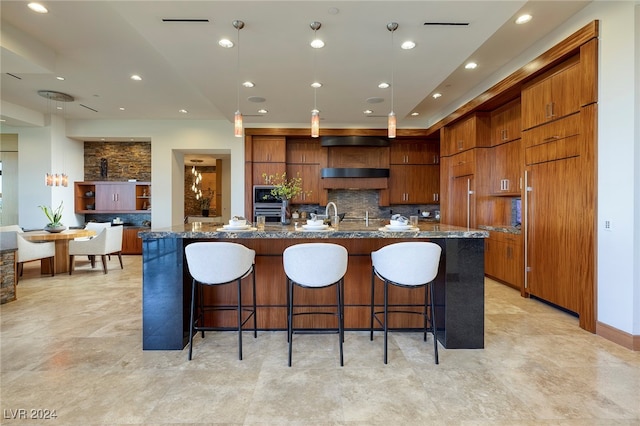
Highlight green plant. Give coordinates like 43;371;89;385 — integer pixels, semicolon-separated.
262;172;306;200
198;187;214;210
39;201;64;226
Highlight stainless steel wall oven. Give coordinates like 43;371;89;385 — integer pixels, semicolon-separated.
253;185;282;222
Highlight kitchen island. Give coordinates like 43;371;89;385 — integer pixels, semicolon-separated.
140;221;487;351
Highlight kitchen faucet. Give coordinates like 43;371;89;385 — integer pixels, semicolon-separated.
325;202;338;219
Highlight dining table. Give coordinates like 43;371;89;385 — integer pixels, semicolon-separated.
22;229;96;274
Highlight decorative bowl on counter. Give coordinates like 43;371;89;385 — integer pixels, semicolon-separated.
229;218;247;227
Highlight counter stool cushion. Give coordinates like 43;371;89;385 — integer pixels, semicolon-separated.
185;242;257;360
283;243;348;366
370;241;442;364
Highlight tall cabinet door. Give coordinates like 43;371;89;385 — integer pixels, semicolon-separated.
450;175;475;228
525;157;592;314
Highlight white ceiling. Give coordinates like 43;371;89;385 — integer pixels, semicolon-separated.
1;1;590;133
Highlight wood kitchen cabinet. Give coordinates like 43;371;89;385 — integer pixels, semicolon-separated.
521;58;581;130
390;140;439;165
440;147;490;228
252;136;286;163
441;113;491;156
252;163;286;186
95;183;136;212
485;231;522;289
122;228;143;255
286;164;320;204
491;99;521;146
75;181;151;213
389;165;439;205
490;139;522;196
286;138;322;164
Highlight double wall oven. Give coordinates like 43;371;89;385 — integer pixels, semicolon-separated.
253;185;282;222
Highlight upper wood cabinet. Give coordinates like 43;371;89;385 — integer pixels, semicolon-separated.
389;165;439;204
252;136;286;163
490;140;522;196
287;164;320;204
442;113;491;156
521;60;581;130
286;139;322;164
75;181;151;213
491;99;521;146
390;140;439;165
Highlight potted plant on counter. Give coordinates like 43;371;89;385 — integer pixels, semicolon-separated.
39;201;66;233
262;172;305;224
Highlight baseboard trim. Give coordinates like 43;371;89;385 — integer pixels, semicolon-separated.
596;321;640;351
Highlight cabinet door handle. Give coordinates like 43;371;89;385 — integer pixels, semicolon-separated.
543;135;560;142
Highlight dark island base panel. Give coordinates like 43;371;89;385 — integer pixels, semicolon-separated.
142;237;484;350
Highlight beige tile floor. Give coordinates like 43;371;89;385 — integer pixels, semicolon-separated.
1;256;639;425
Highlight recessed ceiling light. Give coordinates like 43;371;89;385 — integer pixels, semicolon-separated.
411;112;419;116
179;109;188;114
378;82;390;89
119;107;125;111
219;39;234;48
242;81;255;88
363;110;373;115
258;109;268;114
465;62;477;69
130;74;142;81
401;41;416;50
311;82;322;88
515;14;532;25
432;93;442;99
310;39;325;49
56;76;65;81
27;2;48;13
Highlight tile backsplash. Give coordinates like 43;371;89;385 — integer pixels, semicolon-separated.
293;189;439;220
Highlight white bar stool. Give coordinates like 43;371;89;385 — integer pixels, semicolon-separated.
283;243;348;367
185;242;257;360
370;241;442;364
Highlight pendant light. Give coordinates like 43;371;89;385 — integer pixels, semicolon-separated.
233;20;245;138
310;21;322;138
387;22;398;139
39;90;73;186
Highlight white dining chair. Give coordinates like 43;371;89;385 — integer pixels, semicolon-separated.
0;225;55;282
68;225;123;274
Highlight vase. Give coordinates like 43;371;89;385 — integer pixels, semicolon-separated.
281;199;291;225
201;209;209;217
44;224;66;233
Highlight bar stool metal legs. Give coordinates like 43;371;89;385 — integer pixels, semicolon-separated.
370;242;442;364
283;243;348;367
185;242;257;360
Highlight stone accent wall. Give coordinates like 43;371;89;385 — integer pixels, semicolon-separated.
84;141;151;181
1;250;16;304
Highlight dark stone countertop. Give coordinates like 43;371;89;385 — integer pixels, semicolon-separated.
139;219;488;240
